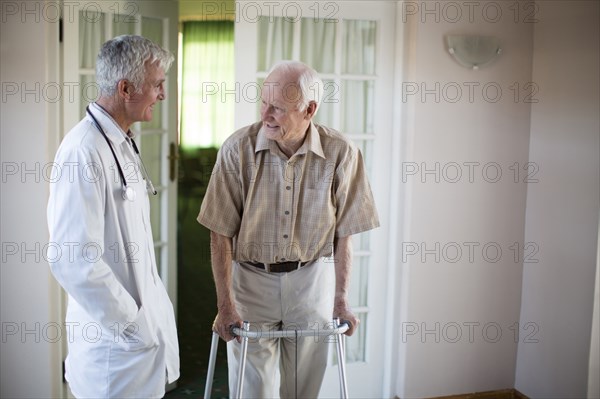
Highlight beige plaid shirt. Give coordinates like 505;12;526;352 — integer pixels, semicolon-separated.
197;121;379;263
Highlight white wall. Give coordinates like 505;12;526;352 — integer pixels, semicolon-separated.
0;5;62;398
589;224;600;398
394;1;534;397
515;2;600;398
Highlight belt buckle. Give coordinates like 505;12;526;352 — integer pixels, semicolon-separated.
263;261;304;273
285;261;302;272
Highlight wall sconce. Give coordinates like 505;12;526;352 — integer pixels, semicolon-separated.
446;35;502;70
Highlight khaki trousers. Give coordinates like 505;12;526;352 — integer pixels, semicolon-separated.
227;259;335;398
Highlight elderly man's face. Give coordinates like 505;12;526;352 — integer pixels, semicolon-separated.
127;60;166;123
260;71;310;143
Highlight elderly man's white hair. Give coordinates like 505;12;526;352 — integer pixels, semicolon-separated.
96;35;174;97
268;61;324;112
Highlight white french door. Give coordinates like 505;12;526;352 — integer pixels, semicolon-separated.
60;3;179;395
234;2;395;397
61;0;178;300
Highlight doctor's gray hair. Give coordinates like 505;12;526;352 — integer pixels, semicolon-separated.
268;61;324;112
96;35;174;97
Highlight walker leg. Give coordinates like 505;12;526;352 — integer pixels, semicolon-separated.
334;319;349;399
204;332;220;399
234;321;250;399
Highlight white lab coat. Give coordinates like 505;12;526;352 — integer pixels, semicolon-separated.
47;104;179;398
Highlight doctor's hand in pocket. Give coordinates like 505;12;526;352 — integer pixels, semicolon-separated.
118;306;159;351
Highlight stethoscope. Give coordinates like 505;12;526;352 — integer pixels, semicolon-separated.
86;105;157;201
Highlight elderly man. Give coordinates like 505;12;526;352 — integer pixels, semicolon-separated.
47;35;179;398
198;60;379;397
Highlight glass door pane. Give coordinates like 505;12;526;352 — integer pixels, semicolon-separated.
113;14;137;36
79;11;105;69
141;17;164;131
140;133;163;249
78;10;104;117
313;79;338;128
257;16;294;71
140;133;162;183
342;20;377;75
78;74;99;118
300;18;336;73
341;80;375;134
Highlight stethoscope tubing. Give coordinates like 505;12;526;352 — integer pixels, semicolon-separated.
85;105;156;200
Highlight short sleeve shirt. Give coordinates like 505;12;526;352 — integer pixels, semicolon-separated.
197;121;379;263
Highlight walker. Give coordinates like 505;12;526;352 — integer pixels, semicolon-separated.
204;318;350;399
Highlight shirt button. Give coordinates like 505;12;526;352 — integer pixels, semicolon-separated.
283;234;288;239
281;258;286;261
286;186;291;190
284;211;290;215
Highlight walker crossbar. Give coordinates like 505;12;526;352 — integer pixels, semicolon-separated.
204;319;350;399
231;322;349;339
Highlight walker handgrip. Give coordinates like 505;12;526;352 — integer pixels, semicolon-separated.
231;322;349;339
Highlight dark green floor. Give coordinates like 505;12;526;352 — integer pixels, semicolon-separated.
165;188;229;398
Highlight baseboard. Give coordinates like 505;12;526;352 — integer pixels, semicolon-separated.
396;388;530;399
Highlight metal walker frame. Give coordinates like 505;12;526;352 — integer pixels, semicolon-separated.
204;318;350;399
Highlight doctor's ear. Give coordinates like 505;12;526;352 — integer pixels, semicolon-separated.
117;80;134;99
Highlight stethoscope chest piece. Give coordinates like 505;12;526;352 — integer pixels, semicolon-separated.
122;186;137;202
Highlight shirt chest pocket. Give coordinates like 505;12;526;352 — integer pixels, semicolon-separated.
302;160;337;218
305;159;336;191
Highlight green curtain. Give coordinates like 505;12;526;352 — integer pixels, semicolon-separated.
180;21;234;149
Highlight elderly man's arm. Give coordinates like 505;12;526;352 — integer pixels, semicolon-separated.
333;235;360;336
210;231;243;342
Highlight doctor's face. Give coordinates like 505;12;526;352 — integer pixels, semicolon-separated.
126;61;166;123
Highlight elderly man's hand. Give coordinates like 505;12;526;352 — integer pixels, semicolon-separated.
333;298;360;336
213;306;243;343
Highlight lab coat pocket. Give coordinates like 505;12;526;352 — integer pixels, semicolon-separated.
117;306;159;352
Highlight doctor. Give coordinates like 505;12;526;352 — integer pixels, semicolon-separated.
47;35;179;398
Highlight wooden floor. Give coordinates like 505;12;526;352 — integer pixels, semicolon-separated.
425;388;529;399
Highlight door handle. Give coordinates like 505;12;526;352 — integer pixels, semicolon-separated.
168;142;179;182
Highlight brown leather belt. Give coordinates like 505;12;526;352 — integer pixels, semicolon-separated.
248;261;310;273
